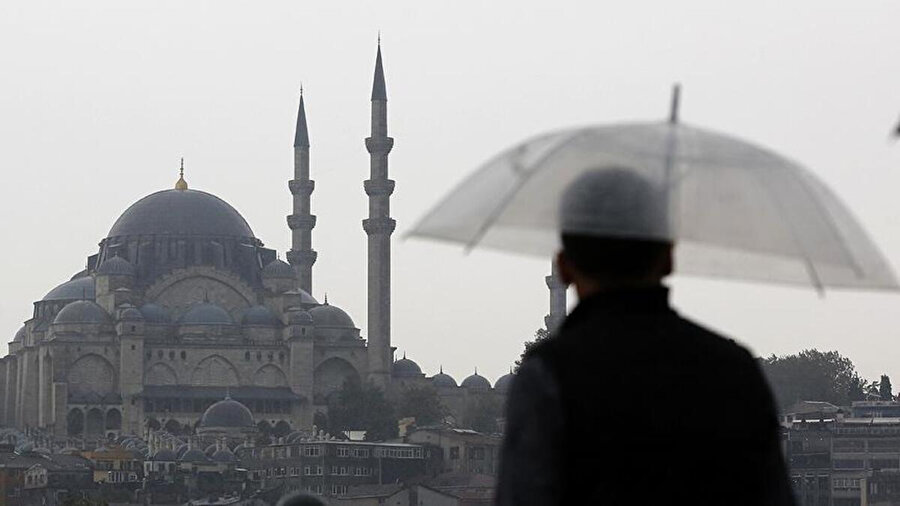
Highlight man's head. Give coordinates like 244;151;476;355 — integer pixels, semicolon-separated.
556;167;674;296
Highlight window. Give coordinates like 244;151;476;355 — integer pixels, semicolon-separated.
290;467;299;477
316;465;323;475
331;465;338;475
340;466;348;476
181;351;186;360
303;446;321;457
304;466;312;476
353;448;370;458
337;446;350;457
450;447;459;459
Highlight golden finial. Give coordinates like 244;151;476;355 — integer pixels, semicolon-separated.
175;157;188;190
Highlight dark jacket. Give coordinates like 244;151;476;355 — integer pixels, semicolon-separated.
496;286;795;506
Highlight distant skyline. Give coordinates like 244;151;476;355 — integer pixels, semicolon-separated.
1;1;899;385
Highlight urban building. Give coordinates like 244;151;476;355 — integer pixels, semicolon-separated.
406;426;501;476
236;436;432;500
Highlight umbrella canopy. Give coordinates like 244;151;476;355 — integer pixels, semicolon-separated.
409;120;898;291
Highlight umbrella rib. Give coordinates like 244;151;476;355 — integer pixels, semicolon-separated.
753;165;825;293
464;131;587;252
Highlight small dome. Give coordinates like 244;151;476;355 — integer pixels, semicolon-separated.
180;448;210;463
43;276;95;301
494;373;515;393
199;398;255;429
140;303;171;324
392;356;423;378
461;371;491;390
309;303;355;328
180;303;233;325
285;431;304;443
431;369;458;388
152;448;177;461
241;305;280;326
262;259;295;279
212;447;237;463
119;306;145;321
97;256;135;276
53;300;111;325
286;308;313;326
13;326;25;343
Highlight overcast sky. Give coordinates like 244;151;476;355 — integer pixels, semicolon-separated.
1;1;899;385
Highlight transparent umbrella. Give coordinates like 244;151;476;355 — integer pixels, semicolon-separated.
409;89;898;292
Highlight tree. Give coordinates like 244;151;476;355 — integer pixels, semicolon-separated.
464;395;503;434
881;374;894;401
397;386;446;426
327;378;398;441
760;349;867;410
514;327;550;372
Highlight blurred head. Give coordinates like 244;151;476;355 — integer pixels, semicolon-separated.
557;168;673;295
276;492;327;506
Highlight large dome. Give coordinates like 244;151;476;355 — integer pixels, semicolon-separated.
107;189;254;239
199;398;255;429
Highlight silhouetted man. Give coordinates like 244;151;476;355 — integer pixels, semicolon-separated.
496;169;795;506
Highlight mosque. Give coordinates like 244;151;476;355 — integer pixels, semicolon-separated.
0;44;518;441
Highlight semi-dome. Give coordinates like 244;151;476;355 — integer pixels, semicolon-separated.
107;189;255;239
262;259;295;278
285;289;319;305
212;447;238;463
180;448;210;463
175;444;189;459
204;443;217;456
96;256;135;276
140;303;171;324
179;303;233;325
241;305;280;326
392;355;423;377
43;276;95;302
13;326;25;343
152;448;177;461
119;306;145;321
54;300;111;325
461;371;491;390
431;368;458;388
309;303;355;328
199;397;255;429
494;373;515;393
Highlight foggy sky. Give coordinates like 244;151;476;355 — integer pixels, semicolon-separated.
1;0;899;385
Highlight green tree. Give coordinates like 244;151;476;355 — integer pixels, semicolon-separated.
397;385;446;426
514;327;550;372
881;374;894;401
464;395;503;434
327;378;398;441
760;349;867;410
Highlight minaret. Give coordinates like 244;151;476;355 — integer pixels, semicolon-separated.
286;87;317;294
363;41;395;389
544;262;567;332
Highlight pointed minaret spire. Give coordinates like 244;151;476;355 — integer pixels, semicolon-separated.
286;87;318;294
364;39;396;389
371;40;387;101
